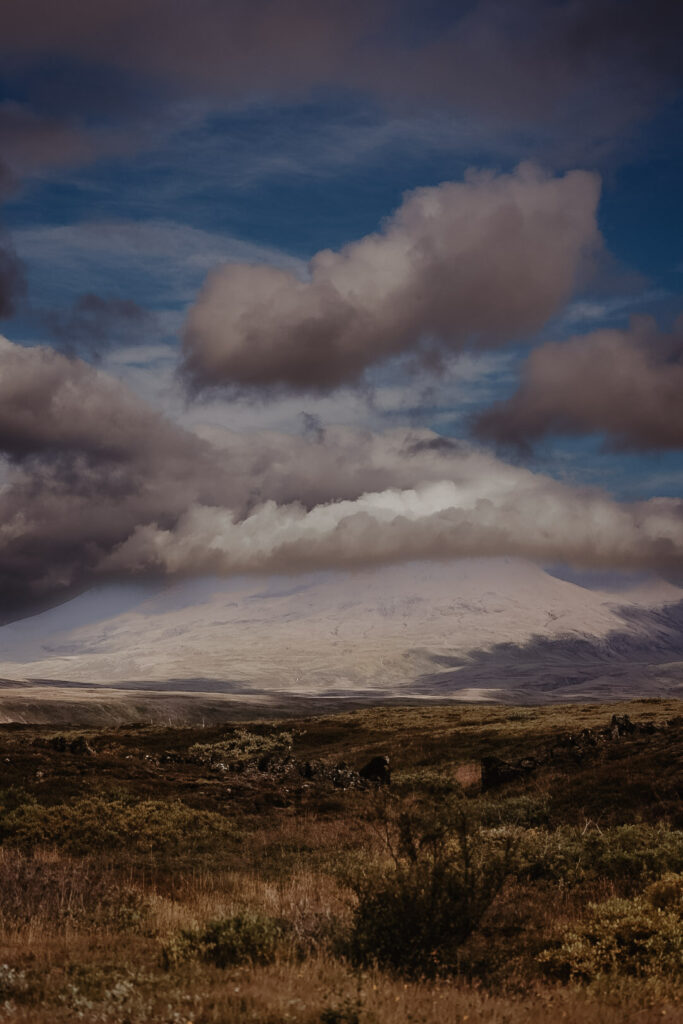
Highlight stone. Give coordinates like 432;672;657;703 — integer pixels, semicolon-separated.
359;755;391;785
69;736;94;755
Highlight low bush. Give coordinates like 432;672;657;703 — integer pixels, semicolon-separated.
345;797;520;977
645;872;683;910
187;728;295;768
162;912;288;969
520;824;683;888
0;795;235;856
473;794;551;828
539;888;682;982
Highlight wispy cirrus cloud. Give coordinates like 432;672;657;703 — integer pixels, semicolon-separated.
14;218;304;301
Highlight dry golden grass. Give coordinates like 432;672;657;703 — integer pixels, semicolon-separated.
0;699;678;1022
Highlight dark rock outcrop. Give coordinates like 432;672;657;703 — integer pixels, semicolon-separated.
359;754;391;785
480;714;675;791
49;734;93;755
69;736;94;756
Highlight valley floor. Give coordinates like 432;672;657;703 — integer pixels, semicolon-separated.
0;698;680;1023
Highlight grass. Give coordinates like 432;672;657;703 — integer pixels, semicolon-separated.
0;697;679;1021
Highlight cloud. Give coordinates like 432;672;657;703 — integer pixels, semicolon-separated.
102;478;683;581
2;2;681;156
40;293;153;359
0;243;25;321
1;334;682;619
366;1;683;148
0;336;226;617
13;219;305;309
474;317;683;451
0;165;26;321
182;165;601;393
0;101;94;177
0;336;198;461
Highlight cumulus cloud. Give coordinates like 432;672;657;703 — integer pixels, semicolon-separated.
0;336;199;461
102;477;683;580
182;165;601;393
1;335;682;619
474;317;683;451
0;337;228;617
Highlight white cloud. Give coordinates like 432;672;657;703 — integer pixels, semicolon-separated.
183;165;601;392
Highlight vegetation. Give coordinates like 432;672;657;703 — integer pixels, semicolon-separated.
346;796;520;976
0;697;678;1022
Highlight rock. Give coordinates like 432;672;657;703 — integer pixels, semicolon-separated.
359;755;391;785
611;714;636;736
481;756;523;790
69;736;94;755
481;712;672;790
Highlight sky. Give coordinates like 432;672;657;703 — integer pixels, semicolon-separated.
1;0;683;622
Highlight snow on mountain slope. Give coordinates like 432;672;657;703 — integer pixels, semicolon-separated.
0;559;681;705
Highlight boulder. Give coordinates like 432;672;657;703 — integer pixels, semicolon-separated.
611;714;636;736
359;755;391;785
69;736;94;756
481;756;523;790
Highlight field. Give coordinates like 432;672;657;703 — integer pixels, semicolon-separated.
0;698;680;1023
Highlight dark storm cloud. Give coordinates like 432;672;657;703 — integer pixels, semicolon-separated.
0;242;25;320
371;1;683;137
0;336;200;461
473;318;683;452
0;101;94;323
2;335;682;620
181;165;601;394
0;168;25;321
41;293;153;359
0;101;94;175
1;1;681;143
0;1;373;100
0;336;228;617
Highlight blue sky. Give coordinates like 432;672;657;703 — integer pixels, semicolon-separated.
0;1;682;617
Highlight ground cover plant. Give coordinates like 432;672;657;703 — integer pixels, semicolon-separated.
0;697;679;1022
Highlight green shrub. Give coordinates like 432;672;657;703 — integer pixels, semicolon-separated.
0;795;235;856
187;729;294;768
393;767;464;798
520;824;683;888
345;797;520;978
645;872;683;911
539;893;682;982
162;912;287;969
474;794;551;828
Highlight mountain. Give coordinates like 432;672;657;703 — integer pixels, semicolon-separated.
0;558;681;722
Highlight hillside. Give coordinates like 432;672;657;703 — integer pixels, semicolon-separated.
0;559;681;722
